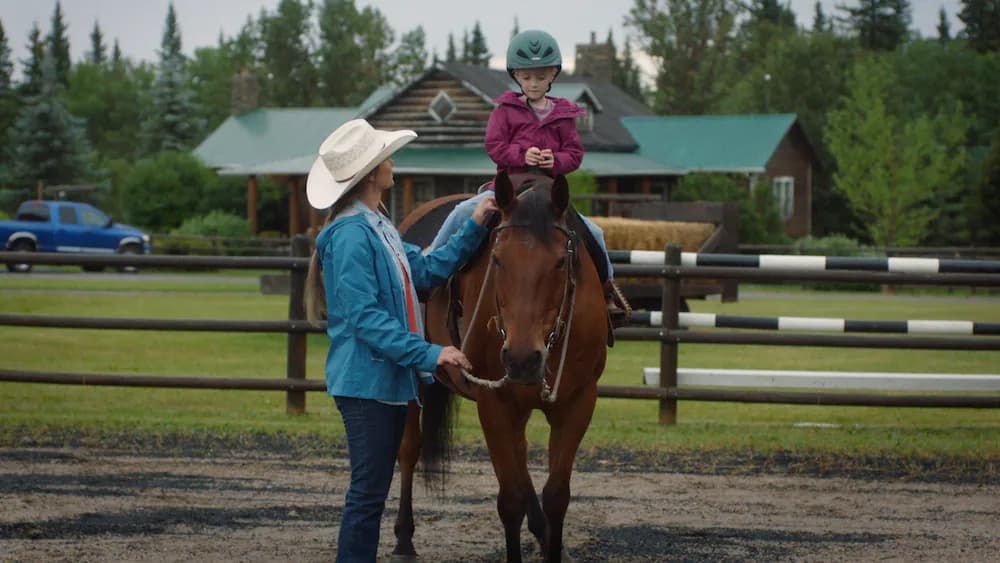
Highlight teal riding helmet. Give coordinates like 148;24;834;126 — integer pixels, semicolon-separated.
506;29;563;81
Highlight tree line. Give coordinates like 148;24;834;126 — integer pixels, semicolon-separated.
0;0;998;248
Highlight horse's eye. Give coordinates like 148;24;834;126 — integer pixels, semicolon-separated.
555;257;566;270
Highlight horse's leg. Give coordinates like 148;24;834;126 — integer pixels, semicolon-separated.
479;398;534;563
542;384;598;563
391;401;421;560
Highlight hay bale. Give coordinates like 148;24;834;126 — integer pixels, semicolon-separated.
591;217;715;252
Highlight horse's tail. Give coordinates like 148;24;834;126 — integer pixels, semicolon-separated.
419;377;457;495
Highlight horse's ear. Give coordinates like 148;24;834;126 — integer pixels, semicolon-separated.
550;174;569;218
495;171;516;212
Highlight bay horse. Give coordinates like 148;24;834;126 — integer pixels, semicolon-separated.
392;171;608;562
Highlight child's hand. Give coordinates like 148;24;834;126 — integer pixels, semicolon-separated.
539;149;554;169
525;147;543;166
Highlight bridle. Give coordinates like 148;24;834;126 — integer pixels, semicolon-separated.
458;195;579;403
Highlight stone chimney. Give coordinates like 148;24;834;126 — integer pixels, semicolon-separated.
231;68;260;115
574;31;615;83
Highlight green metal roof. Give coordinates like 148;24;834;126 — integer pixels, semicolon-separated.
194;107;359;169
621;114;799;173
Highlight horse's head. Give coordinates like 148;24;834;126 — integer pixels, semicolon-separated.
489;171;577;386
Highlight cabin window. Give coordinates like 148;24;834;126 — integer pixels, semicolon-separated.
575;102;593;132
428;90;456;123
772;176;794;220
58;206;78;225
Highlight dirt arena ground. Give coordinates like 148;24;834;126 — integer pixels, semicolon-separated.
2;438;998;563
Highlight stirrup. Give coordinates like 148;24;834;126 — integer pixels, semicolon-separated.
604;279;631;329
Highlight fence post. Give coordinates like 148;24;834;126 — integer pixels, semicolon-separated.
286;235;310;415
659;243;681;425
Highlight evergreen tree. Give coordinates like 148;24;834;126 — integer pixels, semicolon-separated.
20;23;45;97
260;0;316;107
0;18;17;186
813;1;829;31
111;39;122;69
466;21;491;66
230;16;260;71
749;0;796;27
977;127;1000;244
46;1;71;86
511;17;520;38
87;21;106;65
142;2;202;154
389;26;428;85
461;30;470;64
958;0;1000;53
616;37;645;101
837;0;911;51
6;53;92;189
446;33;457;62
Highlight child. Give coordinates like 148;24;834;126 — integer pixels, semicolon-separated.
431;29;628;327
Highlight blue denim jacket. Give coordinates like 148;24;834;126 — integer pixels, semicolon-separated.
316;212;485;402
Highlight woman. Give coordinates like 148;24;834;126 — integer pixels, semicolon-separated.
303;119;497;562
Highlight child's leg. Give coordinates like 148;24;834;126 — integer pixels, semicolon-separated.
429;192;491;250
579;215;614;279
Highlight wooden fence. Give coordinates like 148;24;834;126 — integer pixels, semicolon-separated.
1;241;999;424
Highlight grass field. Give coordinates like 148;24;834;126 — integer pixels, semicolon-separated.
1;273;998;461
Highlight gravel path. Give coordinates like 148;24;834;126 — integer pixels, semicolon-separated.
2;446;997;562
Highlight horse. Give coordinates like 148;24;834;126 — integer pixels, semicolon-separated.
392;171;609;562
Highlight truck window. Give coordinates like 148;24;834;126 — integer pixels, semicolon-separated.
58;206;79;225
15;203;50;222
80;206;108;227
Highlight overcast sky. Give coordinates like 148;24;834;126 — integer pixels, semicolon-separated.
2;0;964;79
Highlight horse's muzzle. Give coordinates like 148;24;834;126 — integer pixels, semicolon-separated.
501;347;545;385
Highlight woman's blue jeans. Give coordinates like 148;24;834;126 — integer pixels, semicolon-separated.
334;396;408;563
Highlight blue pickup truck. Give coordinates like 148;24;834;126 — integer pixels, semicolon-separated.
1;200;151;273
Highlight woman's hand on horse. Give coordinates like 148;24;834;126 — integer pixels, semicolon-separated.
437;346;473;371
472;196;499;225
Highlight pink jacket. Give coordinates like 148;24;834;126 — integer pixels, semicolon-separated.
484;90;585;179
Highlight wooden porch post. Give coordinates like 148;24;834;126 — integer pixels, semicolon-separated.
402;176;414;218
247;175;259;235
287;176;301;237
640;176;651;195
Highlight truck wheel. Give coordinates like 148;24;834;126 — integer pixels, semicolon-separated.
5;239;35;273
117;244;142;273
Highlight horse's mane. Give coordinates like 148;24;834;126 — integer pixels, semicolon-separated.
507;182;558;245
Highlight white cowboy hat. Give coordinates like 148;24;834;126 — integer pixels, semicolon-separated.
306;119;417;209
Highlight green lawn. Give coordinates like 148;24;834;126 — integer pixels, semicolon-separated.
1;275;998;459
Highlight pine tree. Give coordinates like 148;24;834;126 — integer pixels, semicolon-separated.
0;18;17;185
446;33;457;62
466;21;491;66
511;17;520;39
20;24;45;97
461;30;470;64
958;0;1000;53
88;21;106;65
111;39;122;70
618;38;644;101
977;127;1000;244
813;1;829;31
6;53;91;189
837;0;911;51
749;0;797;28
46;1;71;86
142;2;202;154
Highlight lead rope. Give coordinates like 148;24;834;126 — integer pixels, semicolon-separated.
458;252;509;390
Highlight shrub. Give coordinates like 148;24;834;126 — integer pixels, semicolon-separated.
567;169;597;215
120;151;218;231
793;234;883;291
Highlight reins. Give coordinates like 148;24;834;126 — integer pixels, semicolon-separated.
457;204;579;403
